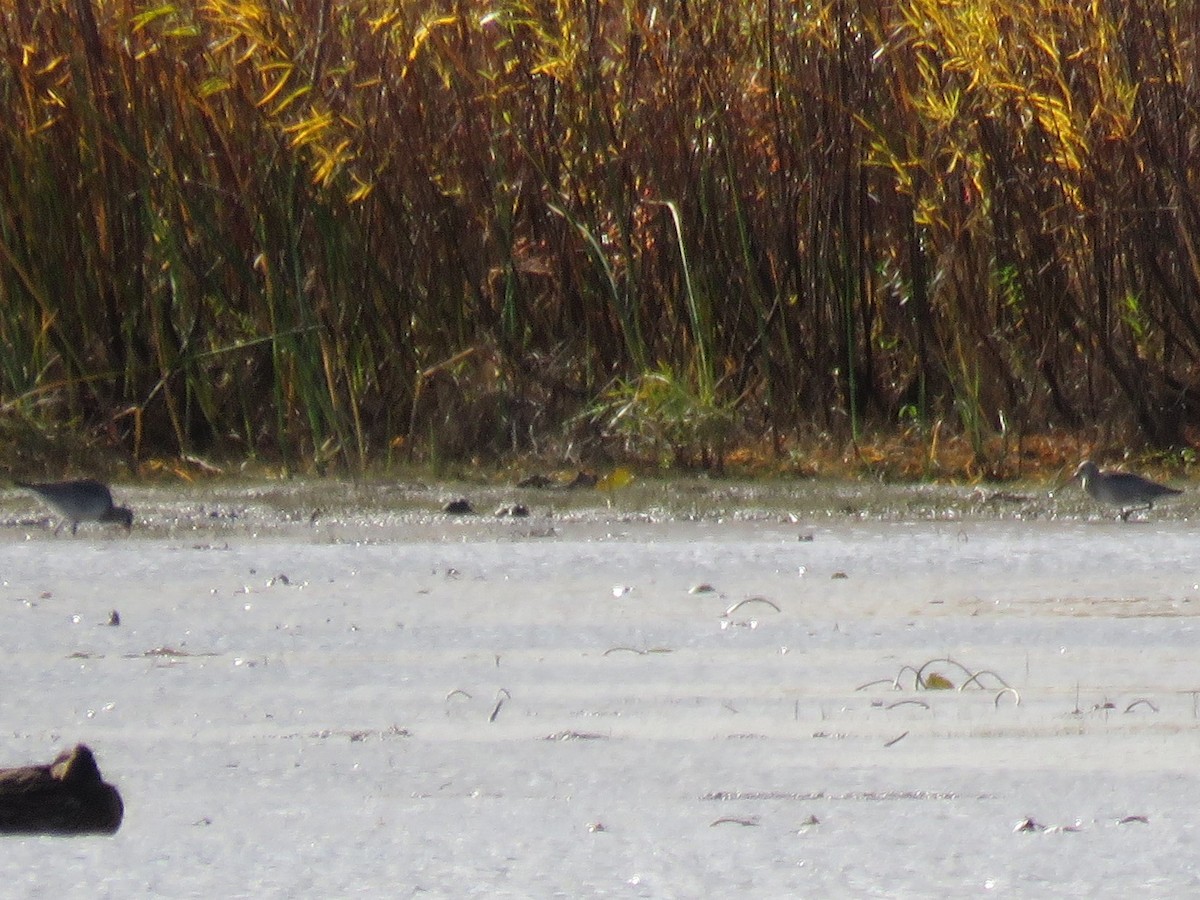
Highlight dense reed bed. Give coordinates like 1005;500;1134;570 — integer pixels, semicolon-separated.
0;0;1197;476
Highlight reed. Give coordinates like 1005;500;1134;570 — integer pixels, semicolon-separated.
0;0;1195;475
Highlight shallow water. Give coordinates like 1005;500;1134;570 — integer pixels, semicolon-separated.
0;478;1197;897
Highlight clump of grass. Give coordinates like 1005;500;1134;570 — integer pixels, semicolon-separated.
586;363;738;470
858;656;1019;706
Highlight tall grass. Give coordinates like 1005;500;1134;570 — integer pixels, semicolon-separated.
0;0;1196;473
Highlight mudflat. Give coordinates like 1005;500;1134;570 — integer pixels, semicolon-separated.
0;478;1196;896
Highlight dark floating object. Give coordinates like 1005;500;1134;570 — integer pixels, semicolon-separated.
494;503;530;518
516;474;554;488
710;816;759;827
0;744;123;835
14;479;133;534
442;498;474;514
1118;814;1149;825
106;610;121;627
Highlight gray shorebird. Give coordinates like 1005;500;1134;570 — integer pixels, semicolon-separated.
1071;460;1182;521
14;479;133;534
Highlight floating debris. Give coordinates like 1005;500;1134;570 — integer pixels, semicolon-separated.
494;503;530;517
489;688;511;723
885;700;930;711
924;672;954;690
1118;815;1149;825
720;619;759;630
710;816;759;827
105;610;120;627
689;583;717;595
517;474;554;488
602;646;673;657
705;789;961;802
443;498;474;514
831;571;848;579
1124;698;1159;713
0;745;123;835
858;656;1018;706
723;597;780;617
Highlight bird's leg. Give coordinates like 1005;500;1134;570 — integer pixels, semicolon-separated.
1120;504;1152;522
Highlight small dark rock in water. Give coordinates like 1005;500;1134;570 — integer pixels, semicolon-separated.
0;744;123;835
106;610;120;627
495;504;530;518
443;498;474;514
516;474;554;489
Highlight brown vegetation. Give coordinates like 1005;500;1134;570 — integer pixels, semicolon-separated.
0;2;1197;478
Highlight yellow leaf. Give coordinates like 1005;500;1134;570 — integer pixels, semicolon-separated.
598;467;635;492
257;64;293;109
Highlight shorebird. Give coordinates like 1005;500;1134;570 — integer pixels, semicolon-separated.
1071;460;1182;521
14;479;133;534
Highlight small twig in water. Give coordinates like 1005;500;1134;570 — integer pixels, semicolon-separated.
915;657;985;686
855;678;898;692
884;731;909;747
892;665;924;690
885;700;930;711
603;646;645;656
489;688;511;722
723;597;780;617
445;689;472;701
993;687;1021;708
958;669;1013;692
1124;698;1159;714
710;817;759;827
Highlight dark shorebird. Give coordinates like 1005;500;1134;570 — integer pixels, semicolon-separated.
1072;460;1182;521
14;479;133;534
